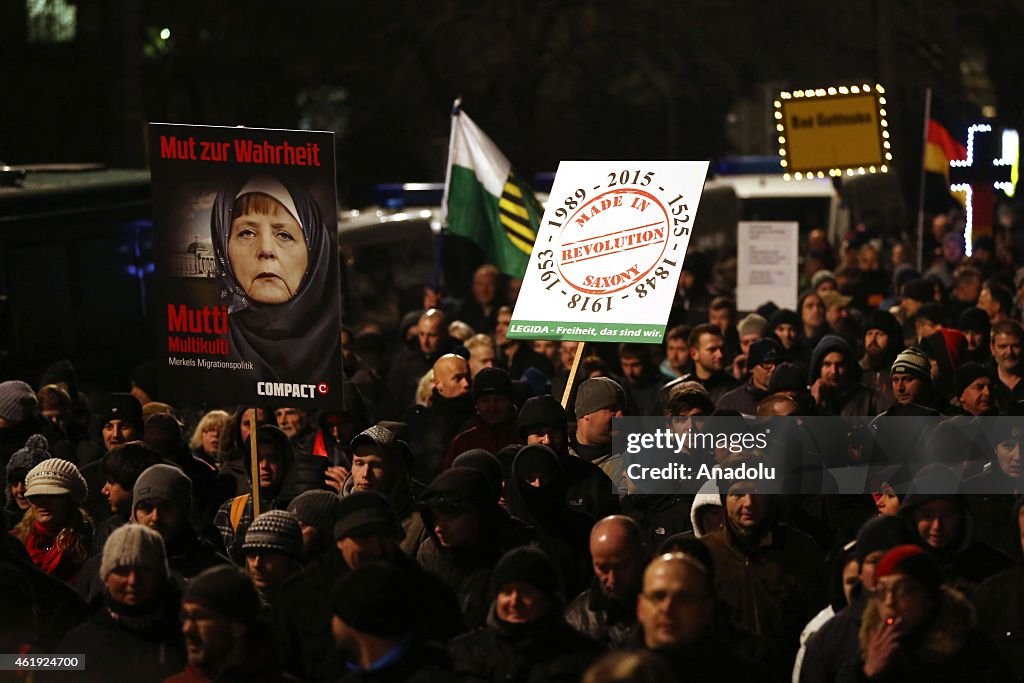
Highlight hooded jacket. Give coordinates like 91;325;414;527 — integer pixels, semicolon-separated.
212;425;297;564
898;484;1011;593
505;446;593;597
809;335;885;417
416;468;533;629
448;548;603;683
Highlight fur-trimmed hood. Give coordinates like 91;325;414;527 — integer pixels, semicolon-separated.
860;585;976;663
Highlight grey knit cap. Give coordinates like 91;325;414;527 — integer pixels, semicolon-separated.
100;523;169;580
0;381;37;424
287;489;342;530
737;313;768;337
242;510;303;558
7;434;51;475
132;464;192;514
24;458;87;504
891;346;931;383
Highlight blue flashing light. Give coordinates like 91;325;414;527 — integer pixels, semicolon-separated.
713;156;785;176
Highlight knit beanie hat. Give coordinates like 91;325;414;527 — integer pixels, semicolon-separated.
132;464;192;515
855;516;917;566
0;381;37;424
330;562;416;637
957;307;990;333
575;377;625;417
334;491;402;541
767;308;801;332
890;347;931;382
902;279;935;303
24;458;87;505
768;362;808;394
954;362;993;397
452;449;503;503
747;338;783;368
811;270;837;290
490;547;562;607
242;510;303;558
875;544;942;595
100;523;169;580
287;489;342;531
96;393;144;431
7;434;51;477
184;565;259;624
349;424;397;458
737;313;768;337
517;395;566;436
472;367;514;402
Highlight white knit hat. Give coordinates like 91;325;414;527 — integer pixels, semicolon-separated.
24;458;88;505
100;524;169;580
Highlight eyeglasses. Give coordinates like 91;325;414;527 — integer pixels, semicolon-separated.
871;581;921;601
641;589;709;606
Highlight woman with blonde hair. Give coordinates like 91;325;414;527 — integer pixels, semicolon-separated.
189;409;231;465
11;457;92;582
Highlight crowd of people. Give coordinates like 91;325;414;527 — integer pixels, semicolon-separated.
3;220;1024;682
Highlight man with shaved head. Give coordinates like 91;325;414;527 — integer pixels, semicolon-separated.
565;515;647;647
636;544;772;677
405;353;475;481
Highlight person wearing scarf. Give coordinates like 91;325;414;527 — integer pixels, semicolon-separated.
55;523;185;681
10;457;91;583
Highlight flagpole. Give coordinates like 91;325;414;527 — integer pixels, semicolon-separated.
915;87;932;274
435;97;462;294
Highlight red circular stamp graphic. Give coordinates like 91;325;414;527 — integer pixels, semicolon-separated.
555;188;670;295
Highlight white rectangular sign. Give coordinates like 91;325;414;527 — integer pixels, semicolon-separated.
507;161;709;343
736;221;799;312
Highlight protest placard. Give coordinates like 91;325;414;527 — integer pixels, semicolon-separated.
507;161;709;344
736;221;798;312
150;123;344;410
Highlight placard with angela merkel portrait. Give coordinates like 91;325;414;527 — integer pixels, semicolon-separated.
150;123;343;409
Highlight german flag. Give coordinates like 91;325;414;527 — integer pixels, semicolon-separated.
925;119;967;179
924;119;967;209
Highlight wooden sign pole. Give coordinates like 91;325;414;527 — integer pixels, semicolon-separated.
560;342;586;410
249;408;261;518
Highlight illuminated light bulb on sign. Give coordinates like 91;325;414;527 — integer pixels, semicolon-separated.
851;86;860;94
827;87;837;95
875;84;885;93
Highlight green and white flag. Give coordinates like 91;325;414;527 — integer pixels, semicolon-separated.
442;107;542;277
